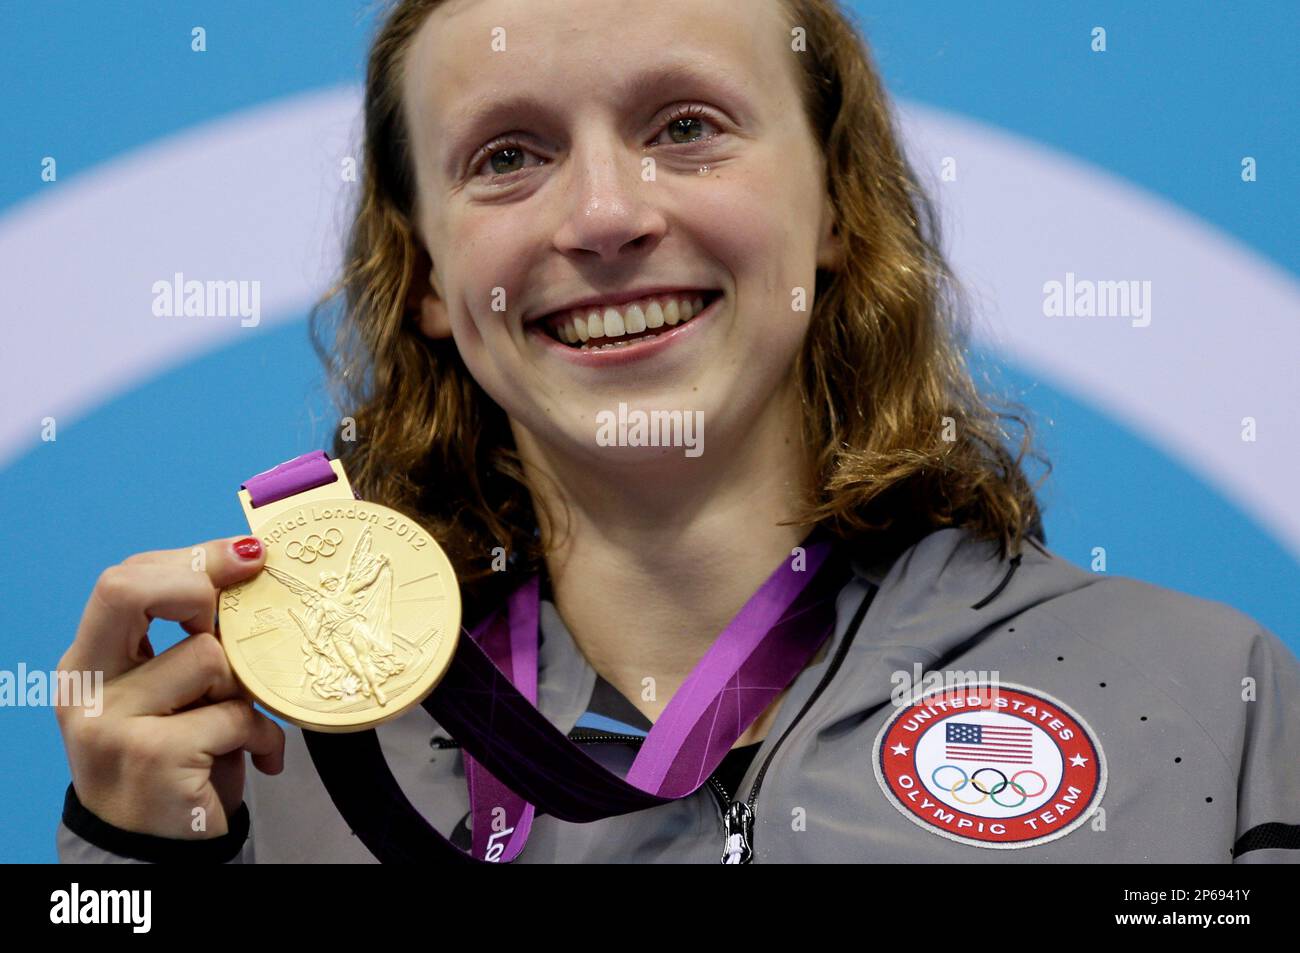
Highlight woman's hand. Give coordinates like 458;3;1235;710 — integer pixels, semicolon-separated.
54;536;286;839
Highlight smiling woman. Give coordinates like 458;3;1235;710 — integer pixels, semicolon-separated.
54;0;1300;868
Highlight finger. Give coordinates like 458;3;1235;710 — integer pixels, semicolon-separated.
112;631;244;716
65;537;265;681
179;698;286;770
249;713;287;776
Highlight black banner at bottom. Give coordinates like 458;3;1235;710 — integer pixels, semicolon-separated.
0;862;1287;939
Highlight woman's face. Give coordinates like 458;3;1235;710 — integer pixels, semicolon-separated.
402;0;840;468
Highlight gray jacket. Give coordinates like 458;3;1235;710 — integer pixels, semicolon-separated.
57;527;1300;863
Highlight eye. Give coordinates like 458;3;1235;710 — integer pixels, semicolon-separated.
652;105;723;147
469;105;725;181
472;139;541;180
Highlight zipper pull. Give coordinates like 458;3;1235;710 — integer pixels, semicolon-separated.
720;800;754;864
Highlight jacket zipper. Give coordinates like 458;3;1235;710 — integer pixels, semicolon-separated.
714;778;752;863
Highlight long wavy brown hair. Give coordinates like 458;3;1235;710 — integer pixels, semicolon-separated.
310;0;1051;622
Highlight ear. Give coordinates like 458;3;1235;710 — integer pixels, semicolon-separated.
406;243;452;339
815;194;844;272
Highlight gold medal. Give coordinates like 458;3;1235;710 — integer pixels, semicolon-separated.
217;458;460;732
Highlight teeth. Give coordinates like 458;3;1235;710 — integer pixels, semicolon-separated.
547;292;715;347
603;307;625;337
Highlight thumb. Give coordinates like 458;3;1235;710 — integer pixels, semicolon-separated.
206;536;266;640
204;535;268;589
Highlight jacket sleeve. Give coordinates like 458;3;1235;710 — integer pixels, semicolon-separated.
1232;626;1300;863
56;783;253;863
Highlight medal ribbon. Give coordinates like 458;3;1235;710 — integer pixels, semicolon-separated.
460;527;843;861
244;453;851;863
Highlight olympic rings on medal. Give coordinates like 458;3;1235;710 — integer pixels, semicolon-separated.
929;764;1048;808
285;527;345;563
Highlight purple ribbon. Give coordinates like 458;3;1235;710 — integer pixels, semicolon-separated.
465;575;539;862
241;449;337;506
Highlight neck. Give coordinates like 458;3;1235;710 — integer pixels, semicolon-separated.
509;376;815;737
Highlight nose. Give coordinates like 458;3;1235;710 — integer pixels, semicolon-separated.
552;133;667;261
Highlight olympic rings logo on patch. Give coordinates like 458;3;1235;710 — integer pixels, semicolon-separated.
872;682;1106;849
285;527;345;563
931;766;1048;808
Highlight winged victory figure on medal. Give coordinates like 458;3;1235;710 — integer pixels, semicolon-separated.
263;527;407;706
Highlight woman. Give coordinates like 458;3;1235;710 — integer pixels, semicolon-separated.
53;0;1300;863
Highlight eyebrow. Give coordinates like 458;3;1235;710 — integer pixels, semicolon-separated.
436;59;750;175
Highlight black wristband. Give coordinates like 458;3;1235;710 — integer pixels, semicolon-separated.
62;783;251;864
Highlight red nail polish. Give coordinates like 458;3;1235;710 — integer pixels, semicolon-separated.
232;537;263;560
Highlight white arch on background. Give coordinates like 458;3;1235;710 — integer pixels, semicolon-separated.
892;101;1299;562
2;89;1297;559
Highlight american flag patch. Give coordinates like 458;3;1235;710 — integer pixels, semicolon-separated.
945;722;1034;764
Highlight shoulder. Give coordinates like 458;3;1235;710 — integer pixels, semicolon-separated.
902;527;1296;747
851;524;1289;672
1030;555;1287;679
1014;540;1299;774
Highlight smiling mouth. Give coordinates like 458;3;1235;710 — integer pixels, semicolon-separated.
542;291;721;350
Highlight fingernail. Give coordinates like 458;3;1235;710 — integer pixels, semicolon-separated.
232;537;263;560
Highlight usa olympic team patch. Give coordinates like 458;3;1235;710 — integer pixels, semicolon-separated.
872;682;1106;849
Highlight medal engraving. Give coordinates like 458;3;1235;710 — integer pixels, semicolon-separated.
219;500;460;733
